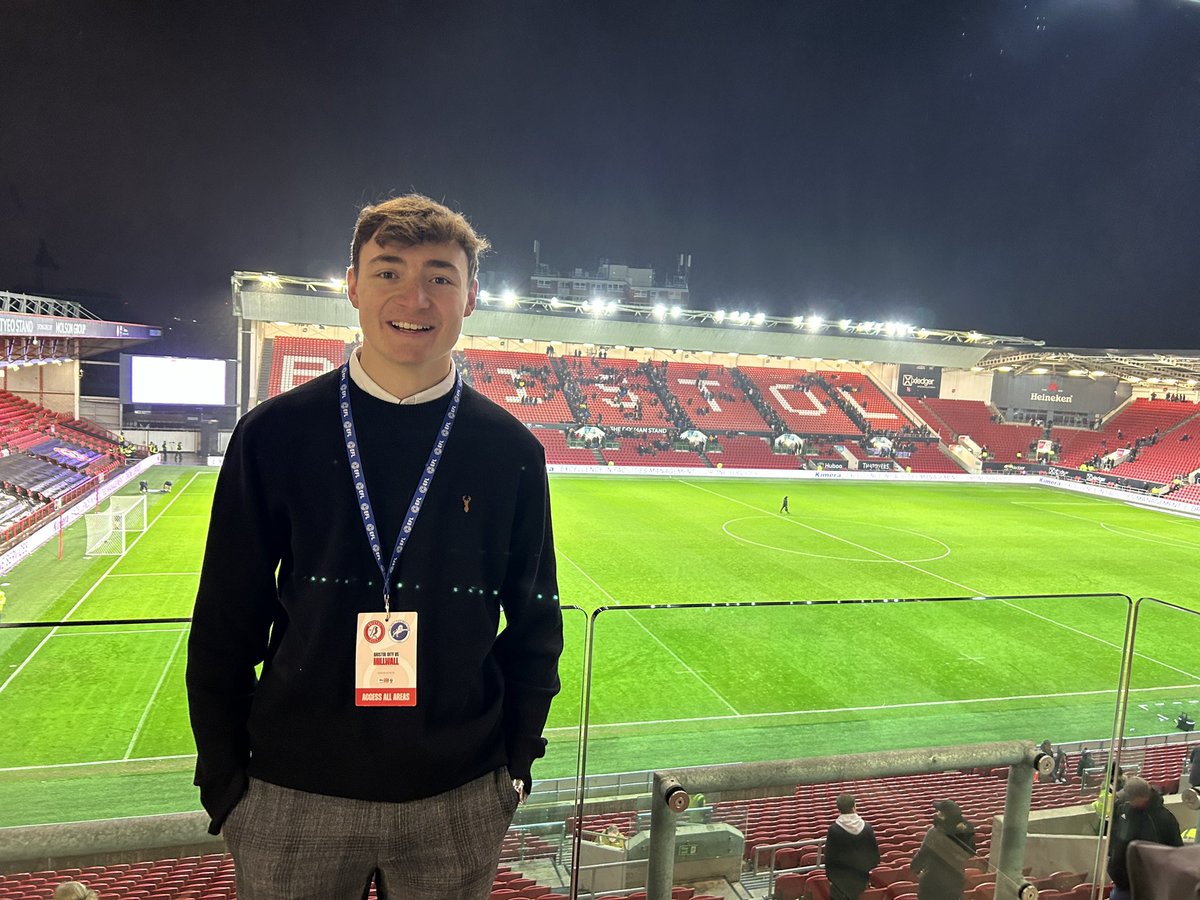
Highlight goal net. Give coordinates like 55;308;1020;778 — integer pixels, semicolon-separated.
84;495;147;557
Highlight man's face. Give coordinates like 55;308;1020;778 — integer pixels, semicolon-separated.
346;237;476;384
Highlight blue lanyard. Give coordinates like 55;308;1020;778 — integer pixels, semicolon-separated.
339;362;462;616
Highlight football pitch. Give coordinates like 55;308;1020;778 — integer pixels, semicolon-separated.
2;469;1200;827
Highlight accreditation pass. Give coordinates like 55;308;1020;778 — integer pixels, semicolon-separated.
355;612;417;706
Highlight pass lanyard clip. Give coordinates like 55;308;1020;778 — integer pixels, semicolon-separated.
340;363;462;617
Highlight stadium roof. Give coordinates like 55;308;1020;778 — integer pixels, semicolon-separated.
231;272;1200;384
975;348;1200;386
0;291;162;363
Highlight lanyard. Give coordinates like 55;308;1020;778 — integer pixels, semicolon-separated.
339;363;462;617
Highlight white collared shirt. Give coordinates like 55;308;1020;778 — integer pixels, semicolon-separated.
348;349;456;405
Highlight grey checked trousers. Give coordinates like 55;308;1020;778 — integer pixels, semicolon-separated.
222;768;520;899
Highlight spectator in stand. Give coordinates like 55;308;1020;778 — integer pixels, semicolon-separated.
911;800;976;900
825;793;880;900
1107;776;1183;900
1186;744;1200;791
54;882;99;900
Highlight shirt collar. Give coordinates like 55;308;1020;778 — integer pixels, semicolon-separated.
348;349;457;405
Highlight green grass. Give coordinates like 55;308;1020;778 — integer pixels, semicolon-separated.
2;471;1200;826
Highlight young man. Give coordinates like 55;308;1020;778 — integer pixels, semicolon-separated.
186;195;563;900
825;793;880;900
780;495;790;514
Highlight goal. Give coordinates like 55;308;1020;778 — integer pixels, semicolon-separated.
84;495;147;557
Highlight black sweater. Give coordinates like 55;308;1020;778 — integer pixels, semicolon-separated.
186;371;563;833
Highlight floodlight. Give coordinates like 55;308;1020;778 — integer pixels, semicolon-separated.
997;366;1014;372
792;316;803;327
501;289;517;307
478;289;491;301
967;331;982;342
653;304;666;319
862;360;873;365
1090;370;1106;377
606;300;618;313
752;312;766;326
260;274;281;285
670;305;683;318
1031;367;1048;375
549;296;562;308
839;319;852;331
328;277;346;291
1068;369;1087;376
808;315;823;330
714;310;727;323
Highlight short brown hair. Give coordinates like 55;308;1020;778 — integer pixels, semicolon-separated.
836;793;856;814
350;194;490;282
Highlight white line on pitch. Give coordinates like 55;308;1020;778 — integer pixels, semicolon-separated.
0;753;196;774
0;473;203;697
51;629;188;637
557;549;741;716
680;480;1200;684
544;682;1200;733
124;628;187;759
107;572;201;577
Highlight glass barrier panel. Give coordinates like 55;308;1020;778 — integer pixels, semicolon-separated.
573;594;1130;899
1117;598;1200;884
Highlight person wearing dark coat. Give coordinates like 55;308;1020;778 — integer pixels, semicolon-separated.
825;794;881;900
911;800;977;900
1107;777;1183;900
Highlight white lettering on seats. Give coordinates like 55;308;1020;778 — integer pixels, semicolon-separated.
769;384;828;416
280;355;336;392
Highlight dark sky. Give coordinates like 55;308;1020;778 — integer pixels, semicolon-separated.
2;0;1199;357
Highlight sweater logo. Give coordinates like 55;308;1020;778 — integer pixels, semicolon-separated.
462;495;472;512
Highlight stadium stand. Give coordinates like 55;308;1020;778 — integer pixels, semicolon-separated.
7;741;1186;899
531;428;601;466
556;356;677;429
900;443;967;474
742;368;863;437
0;854;571;900
661;362;769;431
1054;399;1200;469
265;335;347;399
0;453;90;501
913;399;1041;463
462;350;575;424
708;435;803;470
826;372;915;432
601;436;708;467
1167;484;1200;505
1105;412;1200;485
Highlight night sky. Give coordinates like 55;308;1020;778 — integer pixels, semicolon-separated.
2;1;1199;358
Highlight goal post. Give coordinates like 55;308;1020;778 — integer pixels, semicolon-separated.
109;495;147;533
85;512;123;557
84;494;147;557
